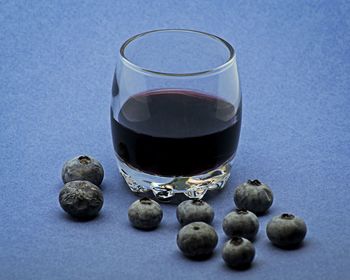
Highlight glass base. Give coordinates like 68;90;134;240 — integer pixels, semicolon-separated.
118;159;231;200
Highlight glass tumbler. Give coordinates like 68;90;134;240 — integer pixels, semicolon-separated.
111;29;241;200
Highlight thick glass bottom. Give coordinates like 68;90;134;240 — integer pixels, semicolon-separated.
117;158;232;200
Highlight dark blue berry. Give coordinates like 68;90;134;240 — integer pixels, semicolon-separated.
62;155;104;186
266;213;307;247
128;197;163;230
177;222;218;258
176;199;214;226
222;237;255;268
234;179;273;214
222;209;259;240
59;180;103;219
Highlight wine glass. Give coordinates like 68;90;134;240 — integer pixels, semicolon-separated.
111;29;241;200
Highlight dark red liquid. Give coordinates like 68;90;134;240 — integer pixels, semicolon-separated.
111;89;241;177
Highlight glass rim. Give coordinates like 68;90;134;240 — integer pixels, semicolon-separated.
119;29;235;77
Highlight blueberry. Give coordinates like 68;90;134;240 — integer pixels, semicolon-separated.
222;237;255;269
176;222;218;258
222;209;259;240
128;197;163;230
62;155;104;186
234;179;273;214
59;180;104;219
176;199;214;226
266;213;307;247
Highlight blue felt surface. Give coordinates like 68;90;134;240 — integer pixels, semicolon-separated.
1;0;350;279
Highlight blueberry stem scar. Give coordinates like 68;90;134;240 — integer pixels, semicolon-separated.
236;209;248;215
230;237;243;246
281;213;295;219
140;197;152;204
248;179;261;186
78;155;91;164
192;199;204;205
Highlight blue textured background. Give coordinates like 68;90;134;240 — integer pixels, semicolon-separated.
1;1;349;279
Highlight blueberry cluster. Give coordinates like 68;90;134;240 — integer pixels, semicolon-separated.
234;180;307;248
58;155;104;219
127;179;307;270
57;163;308;270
